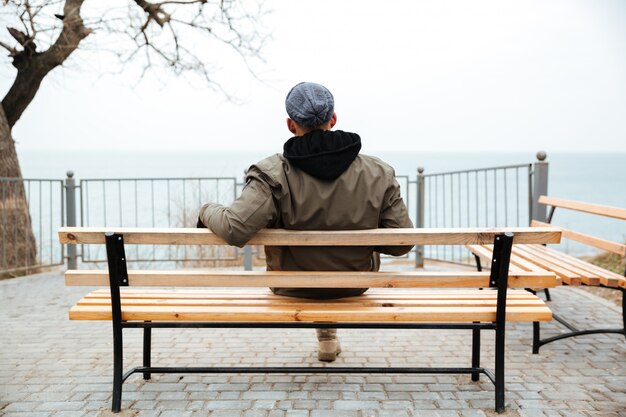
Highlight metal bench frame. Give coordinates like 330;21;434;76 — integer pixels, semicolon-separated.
104;232;516;413
530;205;625;353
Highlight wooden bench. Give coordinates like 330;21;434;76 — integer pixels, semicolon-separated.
466;196;625;353
58;226;560;413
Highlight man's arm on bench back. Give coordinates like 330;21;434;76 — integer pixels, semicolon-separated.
374;176;414;256
198;177;277;247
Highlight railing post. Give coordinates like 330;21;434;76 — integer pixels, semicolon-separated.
532;151;549;223
65;170;78;269
243;245;253;271
415;167;425;268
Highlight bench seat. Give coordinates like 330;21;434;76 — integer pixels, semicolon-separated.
467;244;625;288
59;227;561;413
468;196;625;354
70;288;553;323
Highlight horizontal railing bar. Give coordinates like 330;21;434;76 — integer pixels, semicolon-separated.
80;177;238;182
0;264;56;275
81;257;239;263
423;164;531;177
0;178;64;183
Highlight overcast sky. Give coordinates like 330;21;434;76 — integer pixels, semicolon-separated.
3;0;626;153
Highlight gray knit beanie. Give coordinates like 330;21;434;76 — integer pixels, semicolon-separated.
285;82;335;129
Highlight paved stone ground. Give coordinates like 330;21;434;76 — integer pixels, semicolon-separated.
1;270;624;417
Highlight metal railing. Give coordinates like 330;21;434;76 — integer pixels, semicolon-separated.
414;152;549;267
1;152;550;274
415;164;532;266
78;176;239;267
0;177;64;275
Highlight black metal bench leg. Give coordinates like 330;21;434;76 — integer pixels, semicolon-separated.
471;326;480;381
491;233;513;414
143;325;152;380
112;323;123;413
495;323;505;412
621;288;626;337
105;232;129;413
543;288;551;302
473;254;482;272
532;322;541;354
532;287;625;351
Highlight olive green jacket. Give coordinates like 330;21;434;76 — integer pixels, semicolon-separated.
198;153;414;298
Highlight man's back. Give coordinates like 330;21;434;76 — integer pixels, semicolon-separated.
247;145;412;273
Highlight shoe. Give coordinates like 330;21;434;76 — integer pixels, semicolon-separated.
318;340;340;362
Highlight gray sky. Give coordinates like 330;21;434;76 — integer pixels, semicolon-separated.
3;0;626;153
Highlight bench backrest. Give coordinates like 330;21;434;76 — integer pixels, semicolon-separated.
59;227;560;289
59;226;561;246
535;196;626;257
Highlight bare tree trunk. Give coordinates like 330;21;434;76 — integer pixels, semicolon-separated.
0;106;22;178
0;0;90;276
0;105;38;276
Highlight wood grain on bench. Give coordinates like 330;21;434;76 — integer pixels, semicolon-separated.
68;288;553;323
538;196;626;221
531;220;626;256
58;226;562;246
467;244;624;288
65;269;558;288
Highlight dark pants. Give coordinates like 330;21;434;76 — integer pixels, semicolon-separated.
270;287;368;299
270;287;367;346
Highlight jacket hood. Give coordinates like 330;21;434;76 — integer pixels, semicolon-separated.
282;130;361;180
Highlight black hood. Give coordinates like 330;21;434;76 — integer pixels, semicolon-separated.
283;130;361;180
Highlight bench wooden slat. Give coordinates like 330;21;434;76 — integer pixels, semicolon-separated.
58;226;562;246
467;245;549;273
531;220;626;256
538;196;626;221
89;288;540;300
466;245;523;272
76;288;545;308
528;245;624;287
77;297;547;308
517;245;601;286
89;287;528;299
509;246;583;286
65;270;557;288
465;244;624;288
69;304;553;323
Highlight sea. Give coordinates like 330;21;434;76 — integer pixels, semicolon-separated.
17;150;626;257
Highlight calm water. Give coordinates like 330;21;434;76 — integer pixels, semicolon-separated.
18;149;626;256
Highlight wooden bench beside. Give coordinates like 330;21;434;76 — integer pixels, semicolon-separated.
58;226;560;413
466;196;626;353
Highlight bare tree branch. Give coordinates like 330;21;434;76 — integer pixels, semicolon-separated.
135;0;173;28
0;40;18;56
1;0;270;124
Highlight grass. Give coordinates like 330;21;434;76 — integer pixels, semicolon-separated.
588;251;626;275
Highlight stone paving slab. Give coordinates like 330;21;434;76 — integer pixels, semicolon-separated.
0;270;625;417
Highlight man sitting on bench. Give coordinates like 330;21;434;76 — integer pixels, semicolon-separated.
198;82;413;361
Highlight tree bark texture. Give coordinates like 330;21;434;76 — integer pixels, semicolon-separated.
0;106;38;275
